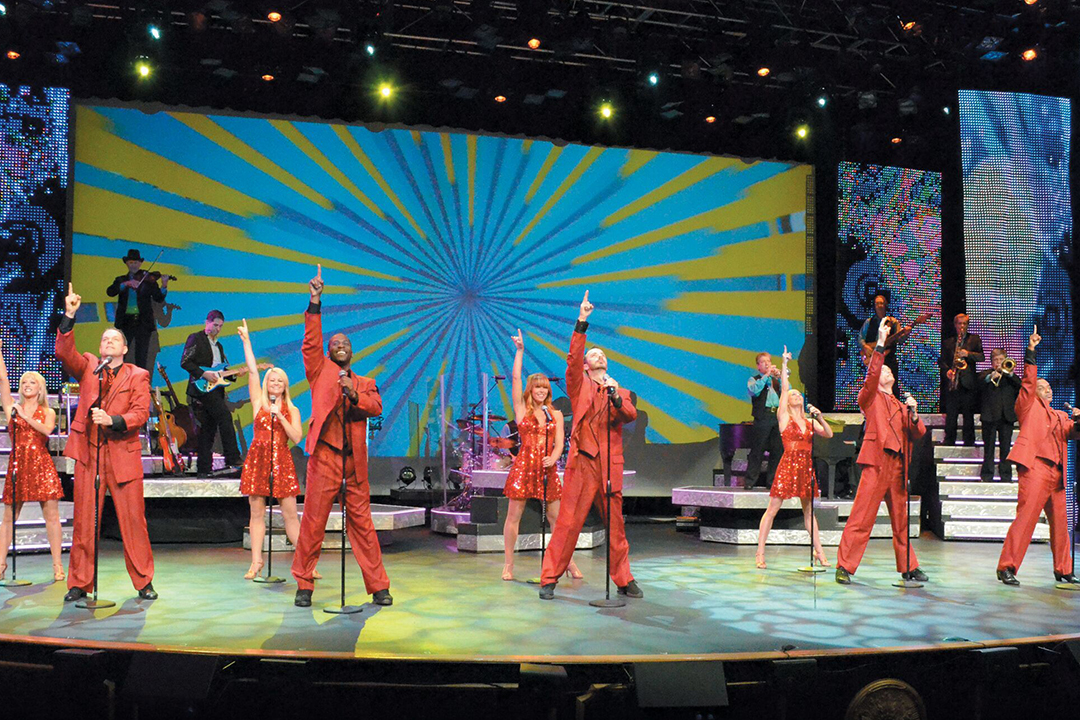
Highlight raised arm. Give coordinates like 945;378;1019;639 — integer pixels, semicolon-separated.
1015;329;1040;423
858;319;890;412
566;291;592;404
303;264;326;382
511;329;526;424
777;347;792;431
237;319;262;416
0;339;12;419
56;283;89;378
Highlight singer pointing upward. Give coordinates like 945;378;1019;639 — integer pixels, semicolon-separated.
291;265;391;608
539;291;639;600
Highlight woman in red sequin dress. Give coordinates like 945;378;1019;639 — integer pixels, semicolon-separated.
756;347;833;569
0;341;65;581
237;320;304;580
502;330;581;580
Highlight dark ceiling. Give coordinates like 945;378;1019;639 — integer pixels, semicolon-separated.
2;0;1077;163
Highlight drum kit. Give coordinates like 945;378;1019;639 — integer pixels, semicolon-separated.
454;413;518;470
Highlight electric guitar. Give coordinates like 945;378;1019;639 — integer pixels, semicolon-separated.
861;312;934;360
193;362;272;393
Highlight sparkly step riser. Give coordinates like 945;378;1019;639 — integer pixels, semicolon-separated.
457;529;605;553
941;521;1050;542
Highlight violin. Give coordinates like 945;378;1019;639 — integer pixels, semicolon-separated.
135;269;178;282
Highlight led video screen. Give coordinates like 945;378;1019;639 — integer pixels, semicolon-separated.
0;86;69;390
72;106;810;455
835;162;943;411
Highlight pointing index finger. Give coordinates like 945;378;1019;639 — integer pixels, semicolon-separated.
317;263;322;279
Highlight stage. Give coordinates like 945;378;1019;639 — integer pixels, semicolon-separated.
1;524;1076;661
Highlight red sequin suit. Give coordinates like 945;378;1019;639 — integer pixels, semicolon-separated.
4;406;63;504
240;407;300;498
503;413;561;501
769;421;818;500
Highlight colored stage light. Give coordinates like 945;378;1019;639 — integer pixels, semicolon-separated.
527;38;541;50
267;11;282;22
148;24;161;40
494;95;506;103
262;74;274;82
648;72;659;86
943;106;951;115
365;44;376;56
599;103;613;119
379;83;393;98
0;4;6;15
757;66;770;77
705;116;716;124
902;20;916;31
891;136;903;144
1021;48;1037;61
1023;0;1037;5
795;125;808;139
6;50;18;60
817;95;827;108
136;59;152;78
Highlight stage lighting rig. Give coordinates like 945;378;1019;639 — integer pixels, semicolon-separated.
148;25;161;40
267;11;282;22
599;102;613;119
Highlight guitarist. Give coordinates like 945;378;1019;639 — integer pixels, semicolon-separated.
940;313;984;446
859;294;923;399
180;310;242;476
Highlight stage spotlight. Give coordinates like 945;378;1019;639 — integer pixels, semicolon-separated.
148;24;161;40
0;3;7;15
378;82;393;99
423;467;434;490
267;11;282;22
705;115;716;124
261;73;274;82
816;95;827;108
943;106;951;115
365;43;376;56
1023;0;1038;4
902;20;916;31
757;66;770;77
135;57;152;78
6;50;18;60
397;466;417;488
599;102;613;119
794;125;809;139
647;72;659;86
528;37;541;50
891;136;903;144
1021;48;1037;61
494;95;506;103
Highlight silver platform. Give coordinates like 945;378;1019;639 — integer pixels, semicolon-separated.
242;503;426;549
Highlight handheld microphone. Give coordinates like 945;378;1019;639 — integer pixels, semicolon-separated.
542;405;552;422
94;356;111;374
1065;401;1075;416
602;373;616;394
339;368;349;394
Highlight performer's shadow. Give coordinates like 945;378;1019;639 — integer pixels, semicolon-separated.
551;587;708;635
261;602;382;653
30;595;152;645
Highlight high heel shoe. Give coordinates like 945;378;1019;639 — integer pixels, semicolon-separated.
502;564;514;581
244;560;264;580
313;569;322;580
53;563;66;582
814;550;831;567
565;560;583;579
755;553;767;569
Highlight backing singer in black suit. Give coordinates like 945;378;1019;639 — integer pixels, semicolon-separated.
978;348;1021;482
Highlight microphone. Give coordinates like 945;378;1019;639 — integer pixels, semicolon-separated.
542;405;552;422
547;376;562;383
94;356;111;374
903;391;918;416
339;368;349;395
603;374;617;395
492;375;506;381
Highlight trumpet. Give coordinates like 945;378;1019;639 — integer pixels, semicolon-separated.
989;357;1016;387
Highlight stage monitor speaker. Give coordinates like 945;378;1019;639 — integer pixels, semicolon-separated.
633;661;728;708
123;652;219;701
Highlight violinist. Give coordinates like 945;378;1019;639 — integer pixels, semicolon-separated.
106;248;173;371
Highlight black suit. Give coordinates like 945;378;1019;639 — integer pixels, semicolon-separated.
106;272;166;371
941;333;984;446
745;373;783;488
978;366;1020;482
181;330;241;475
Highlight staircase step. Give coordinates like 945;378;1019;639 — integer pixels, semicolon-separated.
934;446;997;461
941;499;1040;521
939;481;1019;499
941;520;1049;542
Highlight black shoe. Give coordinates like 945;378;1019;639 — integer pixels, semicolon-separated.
137;582;158;600
372;589;393;606
63;587;87;602
1055;572;1079;584
294;589;313;607
538;583;556;600
901;568;928;582
835;567;852;585
617;580;643;599
997;569;1020;586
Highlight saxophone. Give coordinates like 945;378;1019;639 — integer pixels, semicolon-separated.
948;333;967;391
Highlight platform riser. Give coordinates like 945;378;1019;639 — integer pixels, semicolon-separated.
941;521;1050;542
457;529;605;553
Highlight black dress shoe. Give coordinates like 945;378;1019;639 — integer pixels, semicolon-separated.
372;589;393;606
617;580;644;599
901;568;929;582
137;583;158;600
294;589;313;607
1055;572;1079;584
538;583;555;600
835;567;852;585
997;569;1020;586
63;587;87;602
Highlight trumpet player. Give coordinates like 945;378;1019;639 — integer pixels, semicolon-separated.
940;313;983;446
978;349;1020;482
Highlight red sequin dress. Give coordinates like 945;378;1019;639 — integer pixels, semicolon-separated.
4;405;63;504
769;420;819;500
240;406;300;498
503;413;561;501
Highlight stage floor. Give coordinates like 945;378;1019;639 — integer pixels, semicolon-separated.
0;524;1077;661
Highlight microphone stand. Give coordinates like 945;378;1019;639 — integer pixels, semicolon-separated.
78;362;116;608
528;408;552;585
326;379;361;614
1;408;31;586
893;400;922;589
1056;410;1080;591
798;412;826;574
254;401;285;585
591;385;625;608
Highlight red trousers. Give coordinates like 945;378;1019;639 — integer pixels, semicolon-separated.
291;442;389;593
837;452;920;574
540;454;633;587
68;460;154;592
997;459;1073;576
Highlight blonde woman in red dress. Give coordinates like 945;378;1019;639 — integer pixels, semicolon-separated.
0;341;65;581
237;320;304;580
501;330;581;581
755;346;833;569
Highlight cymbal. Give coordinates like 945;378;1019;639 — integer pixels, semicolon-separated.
466;413;507;422
489;437;515;449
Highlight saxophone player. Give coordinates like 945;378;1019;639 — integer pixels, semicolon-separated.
940;313;984;446
978;349;1020;482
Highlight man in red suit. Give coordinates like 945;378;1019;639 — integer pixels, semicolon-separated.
996;327;1079;586
291;265;391;608
539;291;639;601
836;318;929;585
55;283;157;602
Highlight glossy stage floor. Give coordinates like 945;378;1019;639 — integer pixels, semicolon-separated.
1;524;1077;661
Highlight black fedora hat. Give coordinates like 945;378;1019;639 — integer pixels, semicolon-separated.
122;248;145;262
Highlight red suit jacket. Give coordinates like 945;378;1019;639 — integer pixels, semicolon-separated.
303;308;382;471
55;327;149;483
856;349;926;470
1007;359;1079;473
565;325;636;491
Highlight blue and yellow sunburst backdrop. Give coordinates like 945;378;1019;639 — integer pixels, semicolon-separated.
71;104;810;484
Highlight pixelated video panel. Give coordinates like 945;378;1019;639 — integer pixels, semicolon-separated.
958;89;1074;517
834;162;943;411
0;86;69;391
